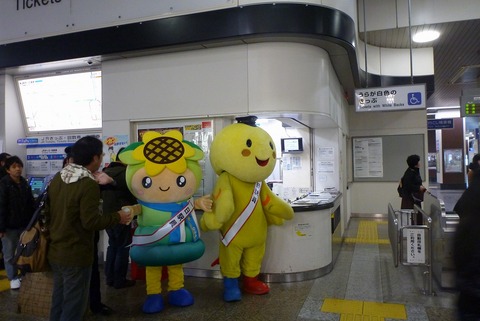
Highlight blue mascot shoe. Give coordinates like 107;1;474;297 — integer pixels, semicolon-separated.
223;277;242;302
142;294;164;314
168;288;194;307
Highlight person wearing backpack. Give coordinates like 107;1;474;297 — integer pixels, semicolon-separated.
0;156;35;289
400;154;426;224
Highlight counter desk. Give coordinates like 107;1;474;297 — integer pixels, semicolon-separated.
184;193;343;283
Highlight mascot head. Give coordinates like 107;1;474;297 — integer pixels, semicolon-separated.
119;130;204;204
210;115;276;183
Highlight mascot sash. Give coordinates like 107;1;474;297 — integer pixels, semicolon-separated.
132;199;198;246
221;182;261;246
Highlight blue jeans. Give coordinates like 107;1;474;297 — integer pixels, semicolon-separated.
49;262;92;321
105;224;131;286
2;228;22;280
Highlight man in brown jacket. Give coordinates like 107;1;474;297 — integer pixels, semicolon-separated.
45;136;131;321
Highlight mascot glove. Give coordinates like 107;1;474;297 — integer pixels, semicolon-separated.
200;212;223;231
122;204;142;216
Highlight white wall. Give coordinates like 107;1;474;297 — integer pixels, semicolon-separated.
102;43;344;126
348;109;428;214
102;45;248;122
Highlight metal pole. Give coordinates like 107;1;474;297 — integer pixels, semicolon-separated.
407;0;414;84
363;0;368;88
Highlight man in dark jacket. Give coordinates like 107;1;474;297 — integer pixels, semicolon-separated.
453;168;480;320
0;156;35;289
400;154;426;224
102;147;137;289
45;136;132;321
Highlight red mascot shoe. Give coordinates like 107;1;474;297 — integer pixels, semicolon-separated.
242;275;270;295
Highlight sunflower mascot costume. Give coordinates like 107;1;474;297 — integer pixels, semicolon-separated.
200;115;294;302
120;130;212;314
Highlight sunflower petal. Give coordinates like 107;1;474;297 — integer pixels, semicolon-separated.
145;161;165;176
142;131;161;143
166;157;187;174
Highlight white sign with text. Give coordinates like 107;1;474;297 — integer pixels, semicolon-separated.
355;84;426;112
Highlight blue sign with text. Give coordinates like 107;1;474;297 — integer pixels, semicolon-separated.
427;119;454;129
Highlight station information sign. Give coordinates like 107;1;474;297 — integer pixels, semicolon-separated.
355;84;426;112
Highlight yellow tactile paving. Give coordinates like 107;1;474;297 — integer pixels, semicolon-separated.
344;220;390;245
363;301;407;318
0;269;9;292
322;298;407;321
322;297;363;314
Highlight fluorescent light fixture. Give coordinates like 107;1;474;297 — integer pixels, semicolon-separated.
412;30;440;43
426;106;460;110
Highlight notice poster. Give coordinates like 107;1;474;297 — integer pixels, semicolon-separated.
404;228;426;264
353;137;384;178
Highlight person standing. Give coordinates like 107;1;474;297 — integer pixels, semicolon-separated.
45;136;132;321
102;147;137;289
0;152;11;270
466;154;480;185
400;154;426;224
0;153;11;180
0;156;35;289
453;168;480;320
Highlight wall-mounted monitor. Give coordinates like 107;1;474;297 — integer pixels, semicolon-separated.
15;68;102;134
281;137;303;153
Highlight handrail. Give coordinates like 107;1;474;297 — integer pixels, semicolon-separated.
387;203;399;267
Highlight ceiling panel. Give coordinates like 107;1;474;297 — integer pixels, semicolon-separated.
360;19;480;109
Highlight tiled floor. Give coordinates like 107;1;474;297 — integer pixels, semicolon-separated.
0;188;462;321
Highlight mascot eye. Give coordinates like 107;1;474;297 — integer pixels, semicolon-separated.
269;142;274;150
246;139;252;147
177;176;187;187
142;177;153;188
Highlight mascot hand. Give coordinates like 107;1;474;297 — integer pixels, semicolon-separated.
262;186;294;225
200;212;223;231
194;195;213;212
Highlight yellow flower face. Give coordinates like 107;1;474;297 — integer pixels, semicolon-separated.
132;130;195;176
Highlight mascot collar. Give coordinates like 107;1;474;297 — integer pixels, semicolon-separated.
138;199;189;212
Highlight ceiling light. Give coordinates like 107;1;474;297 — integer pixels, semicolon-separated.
412;30;440;43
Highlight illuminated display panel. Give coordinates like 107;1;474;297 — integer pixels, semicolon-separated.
464;102;480;115
16;69;102;134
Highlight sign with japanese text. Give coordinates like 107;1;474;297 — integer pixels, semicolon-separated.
404;228;425;264
355;84;426;112
427;119;454;130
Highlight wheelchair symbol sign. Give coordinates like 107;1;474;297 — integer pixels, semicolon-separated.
408;92;422;105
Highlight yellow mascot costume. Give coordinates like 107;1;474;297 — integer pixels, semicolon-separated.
120;130;212;313
201;115;294;302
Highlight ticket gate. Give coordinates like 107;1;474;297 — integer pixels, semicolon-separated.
424;191;459;289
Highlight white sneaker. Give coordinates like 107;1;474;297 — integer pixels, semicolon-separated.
10;278;21;290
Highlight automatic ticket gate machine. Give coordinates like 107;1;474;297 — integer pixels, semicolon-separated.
423;191;459;289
